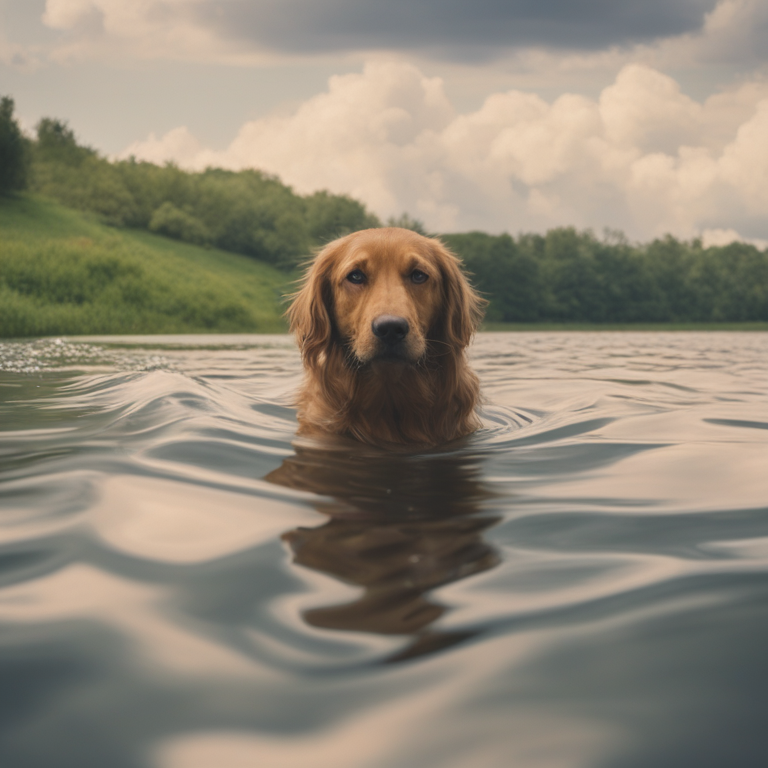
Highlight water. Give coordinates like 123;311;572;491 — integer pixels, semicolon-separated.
1;332;767;768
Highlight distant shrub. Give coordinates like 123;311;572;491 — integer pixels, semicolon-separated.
386;212;427;235
149;201;210;245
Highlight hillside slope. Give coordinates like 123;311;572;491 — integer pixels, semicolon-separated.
0;196;290;337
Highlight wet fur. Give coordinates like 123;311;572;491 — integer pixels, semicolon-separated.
288;227;485;447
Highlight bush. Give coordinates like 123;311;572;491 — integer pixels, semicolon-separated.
149;201;211;244
386;212;427;235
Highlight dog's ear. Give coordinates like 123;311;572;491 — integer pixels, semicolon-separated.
432;239;486;349
287;239;344;369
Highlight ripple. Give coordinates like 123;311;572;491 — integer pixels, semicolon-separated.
2;331;768;767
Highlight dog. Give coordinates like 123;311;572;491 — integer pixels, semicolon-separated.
288;227;485;447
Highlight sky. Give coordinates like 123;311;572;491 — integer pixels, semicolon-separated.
2;0;768;244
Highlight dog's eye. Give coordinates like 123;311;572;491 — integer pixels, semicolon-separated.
346;269;366;284
410;269;428;284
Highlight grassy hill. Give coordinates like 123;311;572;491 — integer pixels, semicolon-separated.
0;195;290;337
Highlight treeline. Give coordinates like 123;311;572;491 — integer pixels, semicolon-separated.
0;97;380;268
3;96;768;323
444;230;768;323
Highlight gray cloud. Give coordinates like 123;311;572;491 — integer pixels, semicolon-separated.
197;0;719;58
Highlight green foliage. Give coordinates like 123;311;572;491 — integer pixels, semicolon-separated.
23;117;382;268
0;96;28;195
0;196;288;337
35;118;94;165
149;201;210;244
307;191;380;243
30;119;140;225
445;228;768;323
442;232;543;321
386;212;428;235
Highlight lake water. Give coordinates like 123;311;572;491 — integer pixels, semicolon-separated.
1;332;767;768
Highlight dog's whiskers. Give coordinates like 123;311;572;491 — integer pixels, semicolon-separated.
343;346;364;371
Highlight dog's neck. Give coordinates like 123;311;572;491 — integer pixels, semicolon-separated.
298;343;480;447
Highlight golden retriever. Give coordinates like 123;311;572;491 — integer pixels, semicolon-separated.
288;227;485;447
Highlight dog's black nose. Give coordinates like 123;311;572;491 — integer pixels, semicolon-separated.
372;315;409;344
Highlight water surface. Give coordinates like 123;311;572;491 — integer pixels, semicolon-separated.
1;332;767;767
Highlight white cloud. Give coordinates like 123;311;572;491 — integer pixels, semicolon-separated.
598;66;702;153
122;126;204;167
39;0;264;64
719;100;768;211
120;60;768;244
701;228;768;249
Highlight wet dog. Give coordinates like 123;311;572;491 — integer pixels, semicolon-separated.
288;227;484;446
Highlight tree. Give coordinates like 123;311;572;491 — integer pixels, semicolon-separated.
35;117;93;165
0;96;28;195
387;212;427;235
443;232;543;322
307;190;382;244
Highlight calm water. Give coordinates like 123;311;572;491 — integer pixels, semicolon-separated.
1;332;767;768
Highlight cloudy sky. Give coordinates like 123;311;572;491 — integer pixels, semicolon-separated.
2;0;768;243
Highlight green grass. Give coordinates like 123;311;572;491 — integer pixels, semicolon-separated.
482;322;768;331
0;195;290;337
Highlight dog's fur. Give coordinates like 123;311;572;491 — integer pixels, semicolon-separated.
288;227;485;447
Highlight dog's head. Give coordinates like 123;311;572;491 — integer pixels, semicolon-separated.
289;227;484;370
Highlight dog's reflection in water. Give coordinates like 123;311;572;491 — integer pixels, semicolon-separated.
266;439;499;661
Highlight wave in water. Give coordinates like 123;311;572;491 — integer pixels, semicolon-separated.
1;332;767;768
